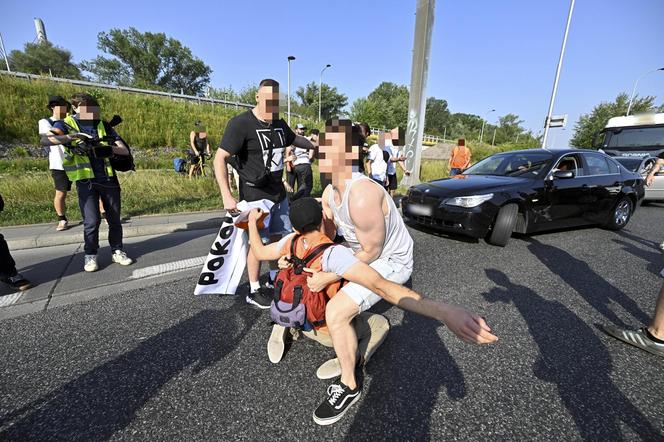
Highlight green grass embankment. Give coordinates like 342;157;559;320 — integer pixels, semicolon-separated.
0;75;316;148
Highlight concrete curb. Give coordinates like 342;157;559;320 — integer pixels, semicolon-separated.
7;217;223;251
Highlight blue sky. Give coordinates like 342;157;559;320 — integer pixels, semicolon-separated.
2;0;663;145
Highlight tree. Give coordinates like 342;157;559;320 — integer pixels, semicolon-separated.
495;113;525;144
8;41;82;79
81;27;212;95
424;97;450;135
350;82;409;129
295;82;348;121
570;93;656;148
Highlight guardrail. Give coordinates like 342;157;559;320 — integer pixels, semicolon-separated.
0;69;255;109
1;70;446;142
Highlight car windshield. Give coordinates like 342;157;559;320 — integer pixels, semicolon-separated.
614;157;643;172
464;151;554;177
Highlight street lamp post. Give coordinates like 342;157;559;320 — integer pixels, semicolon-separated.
319;64;331;122
479;109;495;145
491;127;497;146
541;0;575;149
287;55;296;125
626;67;664;116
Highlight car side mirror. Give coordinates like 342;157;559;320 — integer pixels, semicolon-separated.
553;170;575;179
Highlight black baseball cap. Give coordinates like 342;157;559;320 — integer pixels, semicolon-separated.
289;197;323;232
47;95;70;108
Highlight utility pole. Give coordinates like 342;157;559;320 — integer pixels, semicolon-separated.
491;127;496;146
542;0;575;149
401;0;436;187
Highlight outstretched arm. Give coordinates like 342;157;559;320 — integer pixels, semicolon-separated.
338;262;498;344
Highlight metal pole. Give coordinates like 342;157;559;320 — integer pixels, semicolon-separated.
401;0;435;187
318;64;331;122
287;55;295;126
479;109;494;144
443;126;446;143
627;67;664;116
0;33;11;72
491;127;496;146
516;132;520;143
542;0;575;149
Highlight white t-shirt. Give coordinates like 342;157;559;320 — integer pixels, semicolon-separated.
367;144;387;181
276;233;359;276
292;146;311;166
38;118;65;170
384;144;400;175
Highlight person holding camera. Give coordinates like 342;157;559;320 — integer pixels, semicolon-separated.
49;93;133;272
213;78;316;308
0;194;33;291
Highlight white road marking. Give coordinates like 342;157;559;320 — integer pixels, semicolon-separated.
0;292;23;307
129;256;207;280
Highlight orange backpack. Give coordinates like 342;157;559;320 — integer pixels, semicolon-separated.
271;232;343;330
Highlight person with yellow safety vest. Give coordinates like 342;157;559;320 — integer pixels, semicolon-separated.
49;93;134;272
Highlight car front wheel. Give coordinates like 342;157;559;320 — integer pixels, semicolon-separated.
487;203;518;247
605;196;633;230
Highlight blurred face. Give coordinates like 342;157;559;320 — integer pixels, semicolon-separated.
319;128;358;187
255;85;280;120
51;105;68;119
75;104;100;120
296;127;305;136
310;133;318;143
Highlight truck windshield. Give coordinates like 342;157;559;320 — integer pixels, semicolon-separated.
605;126;664;148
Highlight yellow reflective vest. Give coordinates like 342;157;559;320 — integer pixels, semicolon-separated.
62;116;115;182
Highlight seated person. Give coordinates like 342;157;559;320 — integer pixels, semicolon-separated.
247;197;498;425
247;197;390;380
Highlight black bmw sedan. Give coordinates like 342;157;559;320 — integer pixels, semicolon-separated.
402;149;645;246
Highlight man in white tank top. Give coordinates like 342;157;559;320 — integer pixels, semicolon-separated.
307;119;497;425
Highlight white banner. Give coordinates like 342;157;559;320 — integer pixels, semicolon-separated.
194;200;274;295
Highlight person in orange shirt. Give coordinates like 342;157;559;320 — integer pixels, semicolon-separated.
448;138;471;176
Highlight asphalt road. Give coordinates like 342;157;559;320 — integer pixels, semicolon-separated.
1;204;663;440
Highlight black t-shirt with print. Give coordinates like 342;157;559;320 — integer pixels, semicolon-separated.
220;110;296;203
658;151;664;160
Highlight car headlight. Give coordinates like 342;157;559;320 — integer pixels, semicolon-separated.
445;193;494;208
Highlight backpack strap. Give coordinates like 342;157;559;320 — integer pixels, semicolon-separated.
302;242;335;267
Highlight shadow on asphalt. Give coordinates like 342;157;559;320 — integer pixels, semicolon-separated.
15;227;217;288
345;310;466;440
482;269;661;440
0;297;261;440
526;237;650;328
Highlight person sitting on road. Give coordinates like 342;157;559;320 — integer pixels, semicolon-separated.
246;197;390;379
189;121;211;178
283;118;499;425
246;194;497;425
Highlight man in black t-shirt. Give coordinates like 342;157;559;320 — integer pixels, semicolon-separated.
214;78;316;308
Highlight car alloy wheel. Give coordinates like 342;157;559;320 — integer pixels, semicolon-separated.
614;199;632;227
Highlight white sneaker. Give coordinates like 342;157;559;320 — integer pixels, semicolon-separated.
659;241;664;252
84;255;98;272
112;250;133;266
267;324;287;363
316;358;342;380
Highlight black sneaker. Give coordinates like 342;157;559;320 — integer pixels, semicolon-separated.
313;381;361;426
1;273;33;291
246;287;272;309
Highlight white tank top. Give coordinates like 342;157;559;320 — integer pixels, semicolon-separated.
327;173;413;271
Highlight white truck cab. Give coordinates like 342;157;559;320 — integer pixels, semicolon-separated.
596;113;664;158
